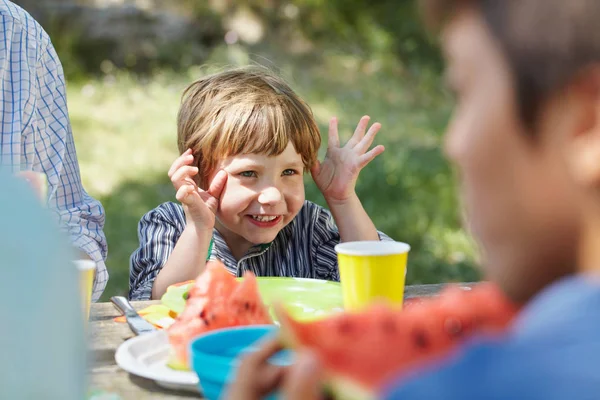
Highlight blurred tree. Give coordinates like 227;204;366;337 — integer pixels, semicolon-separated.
14;0;443;77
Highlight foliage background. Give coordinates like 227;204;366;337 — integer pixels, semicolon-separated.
14;0;482;301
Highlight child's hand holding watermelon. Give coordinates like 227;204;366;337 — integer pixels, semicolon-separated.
226;282;518;400
226;338;324;400
224;338;291;400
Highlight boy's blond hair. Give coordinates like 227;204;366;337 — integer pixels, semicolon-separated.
177;66;321;188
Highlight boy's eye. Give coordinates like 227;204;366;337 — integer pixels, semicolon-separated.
282;169;298;176
239;171;257;178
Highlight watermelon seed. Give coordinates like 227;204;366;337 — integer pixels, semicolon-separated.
199;310;210;326
338;319;353;334
412;329;430;349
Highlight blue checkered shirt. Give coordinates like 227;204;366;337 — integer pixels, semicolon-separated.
0;1;108;300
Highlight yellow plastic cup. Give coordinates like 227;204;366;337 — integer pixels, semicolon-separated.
74;260;95;322
335;241;410;311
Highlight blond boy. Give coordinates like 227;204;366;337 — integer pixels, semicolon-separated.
129;67;391;300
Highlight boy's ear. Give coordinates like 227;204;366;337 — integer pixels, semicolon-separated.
567;65;600;189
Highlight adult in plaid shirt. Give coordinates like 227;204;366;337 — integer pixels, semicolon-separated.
0;0;108;300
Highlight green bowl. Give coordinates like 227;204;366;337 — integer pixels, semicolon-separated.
161;277;344;322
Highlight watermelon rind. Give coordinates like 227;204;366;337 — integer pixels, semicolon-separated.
166;350;190;371
161;282;193;316
329;376;376;400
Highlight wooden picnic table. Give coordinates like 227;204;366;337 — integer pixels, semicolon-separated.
88;283;473;399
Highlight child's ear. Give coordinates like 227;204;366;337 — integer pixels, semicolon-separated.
566;66;600;188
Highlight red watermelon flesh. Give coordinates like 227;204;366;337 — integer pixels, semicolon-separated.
167;261;273;368
188;261;238;299
278;282;519;400
229;271;272;325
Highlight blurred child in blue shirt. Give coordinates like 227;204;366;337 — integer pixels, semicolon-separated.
224;1;600;399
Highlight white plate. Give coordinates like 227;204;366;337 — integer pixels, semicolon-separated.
114;330;199;392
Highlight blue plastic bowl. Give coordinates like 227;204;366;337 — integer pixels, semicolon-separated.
190;325;292;400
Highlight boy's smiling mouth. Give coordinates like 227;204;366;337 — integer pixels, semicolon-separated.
247;214;283;227
250;215;278;222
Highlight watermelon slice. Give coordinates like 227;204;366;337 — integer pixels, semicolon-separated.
167;260;273;369
277;282;519;400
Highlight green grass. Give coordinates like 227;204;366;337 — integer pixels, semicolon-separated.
67;44;481;302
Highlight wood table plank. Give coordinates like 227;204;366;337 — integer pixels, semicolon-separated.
88;283;473;398
88;300;201;399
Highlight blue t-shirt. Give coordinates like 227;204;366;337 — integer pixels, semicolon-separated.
381;275;600;400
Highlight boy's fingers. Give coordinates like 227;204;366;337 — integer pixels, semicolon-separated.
228;338;285;400
252;337;285;365
354;122;382;154
199;189;218;214
310;160;321;178
328;117;340;149
170;166;199;188
168;151;194;178
225;364;284;400
175;185;194;204
257;365;287;396
283;351;323;400
207;170;228;199
236;337;283;375
358;145;385;169
347;115;370;148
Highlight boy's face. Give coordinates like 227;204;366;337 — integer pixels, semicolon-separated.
211;142;306;255
441;8;582;303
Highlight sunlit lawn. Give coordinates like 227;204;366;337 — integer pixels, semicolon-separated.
67;44;480;301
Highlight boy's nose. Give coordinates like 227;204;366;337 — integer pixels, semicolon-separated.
258;186;283;205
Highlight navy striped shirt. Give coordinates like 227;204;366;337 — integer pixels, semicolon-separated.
129;200;392;300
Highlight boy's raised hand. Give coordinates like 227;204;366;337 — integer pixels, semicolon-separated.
168;149;227;229
311;116;385;205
